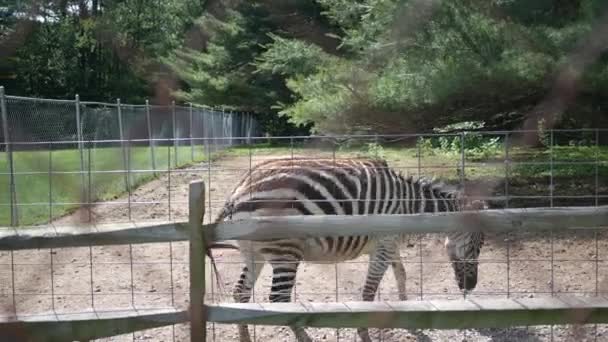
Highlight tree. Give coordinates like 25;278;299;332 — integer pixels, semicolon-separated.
166;2;313;136
3;0;204;103
8;0;607;133
262;0;608;133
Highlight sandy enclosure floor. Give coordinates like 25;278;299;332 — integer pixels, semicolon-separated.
2;153;608;341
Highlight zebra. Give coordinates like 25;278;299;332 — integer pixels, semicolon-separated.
215;157;485;342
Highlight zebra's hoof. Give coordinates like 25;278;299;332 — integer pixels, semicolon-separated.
357;328;373;342
238;326;253;342
292;326;313;342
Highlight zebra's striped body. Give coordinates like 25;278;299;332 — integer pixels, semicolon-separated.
217;158;485;342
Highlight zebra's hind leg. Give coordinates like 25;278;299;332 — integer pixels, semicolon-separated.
392;249;407;301
233;251;264;342
268;258;312;342
357;243;395;342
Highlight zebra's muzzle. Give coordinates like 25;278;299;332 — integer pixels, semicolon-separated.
452;260;479;291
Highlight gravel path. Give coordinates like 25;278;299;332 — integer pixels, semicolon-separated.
3;153;607;341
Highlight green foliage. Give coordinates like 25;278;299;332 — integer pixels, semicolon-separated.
255;34;333;77
10;0;607;134
278;61;364;132
0;0;18;40
418;121;503;160
4;0;203;102
161;0;608;135
536;118;552;147
167;4;279;108
166;2;312;136
511;145;608;179
361;142;387;159
241;0;608;133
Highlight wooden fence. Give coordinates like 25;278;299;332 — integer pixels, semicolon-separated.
0;180;607;341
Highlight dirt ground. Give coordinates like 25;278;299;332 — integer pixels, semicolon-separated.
2;153;608;341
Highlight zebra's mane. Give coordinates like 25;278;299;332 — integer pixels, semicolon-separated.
248;157;389;167
397;171;462;199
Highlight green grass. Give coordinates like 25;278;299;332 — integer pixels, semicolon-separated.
0;144;208;226
223;141;608;178
225;141;608;176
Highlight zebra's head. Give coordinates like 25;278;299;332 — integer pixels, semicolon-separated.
445;231;484;293
445;199;487;293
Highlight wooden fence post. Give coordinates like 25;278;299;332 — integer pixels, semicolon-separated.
189;180;206;341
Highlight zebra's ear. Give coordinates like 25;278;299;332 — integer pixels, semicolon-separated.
463;199;488;210
470;199;489;210
438;181;460;195
420;177;428;185
398;169;410;180
432;180;446;190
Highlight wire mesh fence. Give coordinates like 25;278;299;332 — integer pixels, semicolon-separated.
0;93;259;148
1;90;608;340
0;89;260;226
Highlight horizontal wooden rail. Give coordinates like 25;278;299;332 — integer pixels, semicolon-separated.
6;296;607;340
0;206;606;250
0;221;188;250
0;308;186;341
209;206;608;241
207;296;608;329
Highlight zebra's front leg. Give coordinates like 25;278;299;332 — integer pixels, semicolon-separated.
233;252;264;342
269;258;312;342
358;245;394;342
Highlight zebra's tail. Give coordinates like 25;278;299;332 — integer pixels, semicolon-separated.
204;241;240;298
207;241;240;251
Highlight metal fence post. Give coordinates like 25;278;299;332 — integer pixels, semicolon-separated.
460;132;466;194
172;101;178;167
549;129;554;208
0;86;18;226
75;94;87;212
209;109;214;154
504;133;510;208
189;180;206;341
117;99;129;193
48;143;53;223
247;113;253;144
221;107;226;150
229;110;233;146
224;110;228;147
242;112;248;145
190;103;194;161
240;112;245;145
202;108;208;159
145;99;156;175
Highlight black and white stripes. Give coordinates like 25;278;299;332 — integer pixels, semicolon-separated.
217;158;485;342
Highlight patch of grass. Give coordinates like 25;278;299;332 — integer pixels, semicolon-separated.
510;146;608;178
218;143;295;157
220;141;608;180
0;144;208;226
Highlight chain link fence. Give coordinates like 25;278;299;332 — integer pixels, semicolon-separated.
0;87;261;226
